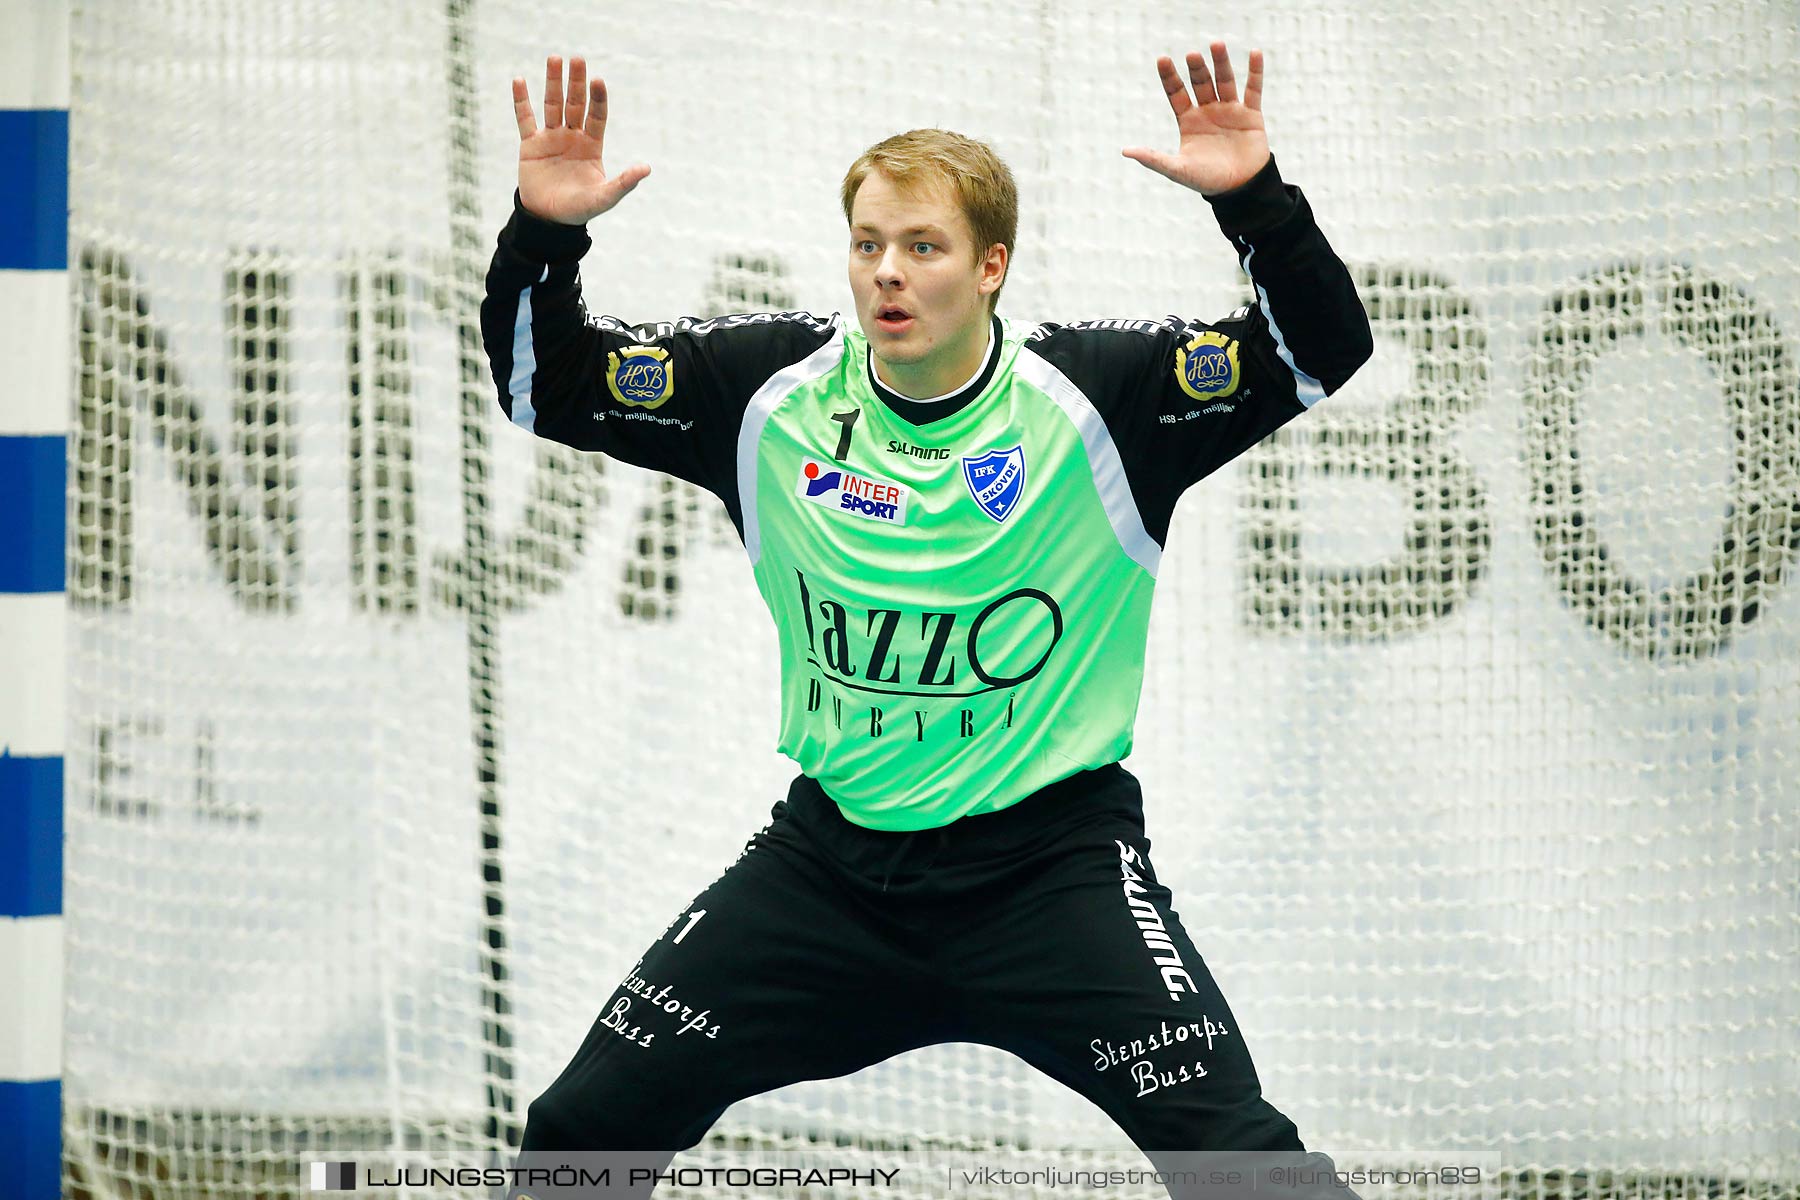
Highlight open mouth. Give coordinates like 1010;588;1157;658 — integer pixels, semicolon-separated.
875;305;914;333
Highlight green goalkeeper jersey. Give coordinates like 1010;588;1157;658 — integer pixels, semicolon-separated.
481;157;1372;830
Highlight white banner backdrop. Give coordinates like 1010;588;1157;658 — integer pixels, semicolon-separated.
62;0;1798;1178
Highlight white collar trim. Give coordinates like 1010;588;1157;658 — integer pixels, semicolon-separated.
868;321;997;404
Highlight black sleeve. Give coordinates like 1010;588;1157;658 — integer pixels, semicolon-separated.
479;194;838;531
1021;155;1372;546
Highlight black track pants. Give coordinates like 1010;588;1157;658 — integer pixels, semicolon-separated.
514;764;1354;1199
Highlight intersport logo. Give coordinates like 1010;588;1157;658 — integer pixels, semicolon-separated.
795;460;909;524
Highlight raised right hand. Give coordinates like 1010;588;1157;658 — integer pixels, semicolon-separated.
513;55;650;226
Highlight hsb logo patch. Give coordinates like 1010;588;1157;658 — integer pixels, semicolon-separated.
605;344;674;409
1174;330;1241;400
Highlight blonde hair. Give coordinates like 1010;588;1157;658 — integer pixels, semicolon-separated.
840;129;1018;313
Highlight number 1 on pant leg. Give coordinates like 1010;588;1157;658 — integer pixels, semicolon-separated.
672;909;706;944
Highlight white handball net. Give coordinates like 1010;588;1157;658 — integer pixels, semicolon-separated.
63;0;1799;1196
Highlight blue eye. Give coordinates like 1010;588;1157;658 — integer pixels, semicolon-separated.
856;240;878;254
913;242;936;255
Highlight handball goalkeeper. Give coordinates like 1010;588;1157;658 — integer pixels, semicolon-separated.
482;43;1372;1199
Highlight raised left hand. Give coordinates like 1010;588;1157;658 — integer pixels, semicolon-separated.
1122;42;1269;196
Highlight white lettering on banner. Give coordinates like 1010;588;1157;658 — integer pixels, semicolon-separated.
72;254;1795;667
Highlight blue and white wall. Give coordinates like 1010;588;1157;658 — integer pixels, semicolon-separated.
1;2;69;1198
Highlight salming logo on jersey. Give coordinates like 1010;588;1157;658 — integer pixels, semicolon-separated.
795;460;909;524
1027;316;1178;338
887;438;950;461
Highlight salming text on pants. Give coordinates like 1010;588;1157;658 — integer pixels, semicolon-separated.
514;764;1354;1200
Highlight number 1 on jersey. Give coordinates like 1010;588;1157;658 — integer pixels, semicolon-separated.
830;409;861;461
672;908;706;945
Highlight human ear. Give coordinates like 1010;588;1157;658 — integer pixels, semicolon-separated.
980;243;1008;294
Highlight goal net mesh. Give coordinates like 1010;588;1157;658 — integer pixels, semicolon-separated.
61;0;1800;1195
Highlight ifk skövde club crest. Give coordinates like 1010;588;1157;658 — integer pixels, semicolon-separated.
962;445;1026;523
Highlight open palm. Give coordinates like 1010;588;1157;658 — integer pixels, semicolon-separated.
514;55;650;226
1123;42;1269;196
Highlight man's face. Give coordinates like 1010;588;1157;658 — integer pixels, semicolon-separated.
847;170;1004;374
